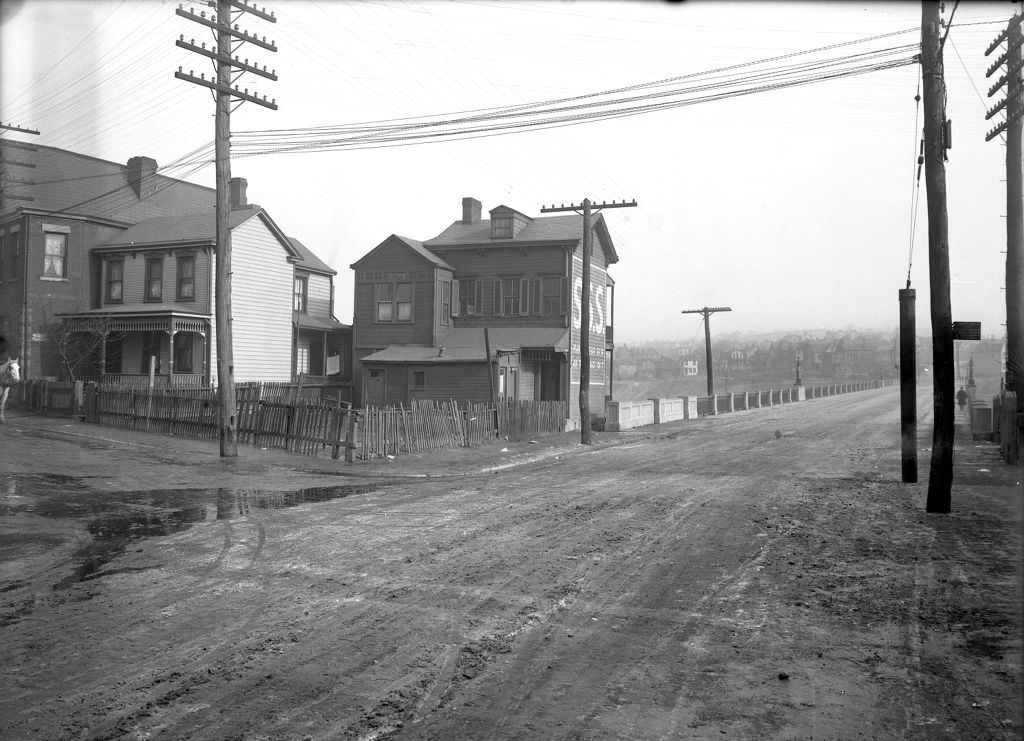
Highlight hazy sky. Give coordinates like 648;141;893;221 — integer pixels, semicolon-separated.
0;0;1014;345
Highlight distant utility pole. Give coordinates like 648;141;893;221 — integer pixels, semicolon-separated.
176;0;278;458
681;307;731;396
921;1;955;512
540;198;637;445
985;13;1024;463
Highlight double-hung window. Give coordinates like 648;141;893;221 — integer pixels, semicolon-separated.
500;277;521;315
496;277;530;316
294;275;308;313
439;280;451;325
177;256;195;301
43;232;67;278
541;276;563;315
375;282;412;322
106;260;124;303
458;278;481;315
145;258;163;301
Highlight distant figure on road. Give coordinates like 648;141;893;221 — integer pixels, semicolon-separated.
956;386;968;409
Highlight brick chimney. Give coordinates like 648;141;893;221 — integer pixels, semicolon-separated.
126;156;157;199
462;197;481;224
229;177;248;208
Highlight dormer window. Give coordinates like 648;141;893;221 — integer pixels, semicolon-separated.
492;213;512;239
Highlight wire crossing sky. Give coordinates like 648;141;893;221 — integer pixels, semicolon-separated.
0;0;1013;342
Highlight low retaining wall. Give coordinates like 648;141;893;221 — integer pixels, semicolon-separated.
605;380;895;432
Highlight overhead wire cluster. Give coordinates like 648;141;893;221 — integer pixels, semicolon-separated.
226;30;922;159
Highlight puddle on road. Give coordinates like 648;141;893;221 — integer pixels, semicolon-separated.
0;473;382;591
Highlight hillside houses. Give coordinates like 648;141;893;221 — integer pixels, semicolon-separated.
616;331;903;388
0;144;350;388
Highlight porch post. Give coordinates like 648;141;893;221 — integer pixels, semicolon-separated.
167;321;175;381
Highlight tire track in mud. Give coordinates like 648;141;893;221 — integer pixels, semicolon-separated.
386;390;907;739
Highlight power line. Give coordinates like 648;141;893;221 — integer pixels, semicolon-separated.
229;46;917;157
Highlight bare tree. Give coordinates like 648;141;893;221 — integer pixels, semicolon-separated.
39;304;124;382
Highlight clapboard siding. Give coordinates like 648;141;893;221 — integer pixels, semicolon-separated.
430;244;565;278
99;249;212;311
229;214;293;382
407;363;490;403
306;271;332;318
352;238;440;347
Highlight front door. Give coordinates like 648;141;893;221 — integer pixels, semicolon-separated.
365;367;385;405
539;361;560;401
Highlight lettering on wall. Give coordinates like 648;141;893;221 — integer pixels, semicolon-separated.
571;277;607;334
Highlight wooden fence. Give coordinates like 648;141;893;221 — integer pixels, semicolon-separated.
358;399;567;458
15;380;566;462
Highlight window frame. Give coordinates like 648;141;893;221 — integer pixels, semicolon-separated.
540;276;563;316
458;278;482;316
106;259;124;303
43;232;67;279
439;279;451;325
177;255;196;301
144;257;163;302
294;274;308;314
492;213;513;239
173;332;193;373
374;281;413;323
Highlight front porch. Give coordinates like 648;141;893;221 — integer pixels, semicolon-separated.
60;309;212;385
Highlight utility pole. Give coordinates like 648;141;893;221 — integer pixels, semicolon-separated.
681;307;732;396
985;13;1024;463
176;0;277;457
540;198;637;444
921;1;954;512
899;287;917;483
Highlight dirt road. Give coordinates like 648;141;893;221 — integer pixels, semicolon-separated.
1;388;1020;740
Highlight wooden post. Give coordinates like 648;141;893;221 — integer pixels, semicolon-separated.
215;0;238;457
484;327;498;438
1006;19;1024;462
345;409;356;463
146;354;155;431
900;288;918;482
922;1;954;513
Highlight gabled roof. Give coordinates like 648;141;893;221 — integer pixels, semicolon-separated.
96;207;260;248
96;207;301;263
350;234;455;272
288;236;336;276
424;211;619;265
0;144;214;222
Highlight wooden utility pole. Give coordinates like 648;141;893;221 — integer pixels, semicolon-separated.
921;1;954;512
985;13;1024;463
899;288;918;482
681;307;732;396
176;0;277;457
541;198;637;444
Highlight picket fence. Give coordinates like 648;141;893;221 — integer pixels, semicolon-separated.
15;380;567;461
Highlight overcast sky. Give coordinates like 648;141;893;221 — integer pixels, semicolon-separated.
0;0;1014;345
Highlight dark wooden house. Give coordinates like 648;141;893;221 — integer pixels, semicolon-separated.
351;197;619;425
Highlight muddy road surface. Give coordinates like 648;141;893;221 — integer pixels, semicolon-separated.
1;388;1020;740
